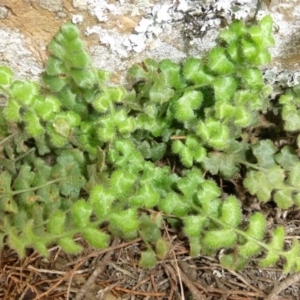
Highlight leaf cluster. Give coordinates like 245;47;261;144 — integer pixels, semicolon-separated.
0;16;300;273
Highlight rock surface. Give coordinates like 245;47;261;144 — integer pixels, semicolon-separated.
1;0;300;86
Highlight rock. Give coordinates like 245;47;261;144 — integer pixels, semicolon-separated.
0;0;300;87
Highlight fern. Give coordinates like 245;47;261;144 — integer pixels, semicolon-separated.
0;16;300;274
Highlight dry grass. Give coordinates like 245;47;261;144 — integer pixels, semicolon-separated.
1;207;300;300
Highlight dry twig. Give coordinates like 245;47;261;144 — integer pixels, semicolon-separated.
75;238;119;300
266;271;300;300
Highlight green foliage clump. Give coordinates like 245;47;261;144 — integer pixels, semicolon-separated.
1;16;300;273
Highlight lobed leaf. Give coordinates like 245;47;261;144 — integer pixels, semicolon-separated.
89;185;115;218
208;47;235;75
252;139;277;168
82;228;109;248
139;249;157;269
213;76;238;102
0;65;13;85
183;215;207;237
156;238;169;259
109;208;139;233
58;237;83;254
274;190;293;209
243;171;273;202
47;211;66;235
204;229;237;250
220;196;242;227
183;58;214;84
72;200;92;229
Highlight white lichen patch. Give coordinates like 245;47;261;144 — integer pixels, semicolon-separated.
0;28;43;81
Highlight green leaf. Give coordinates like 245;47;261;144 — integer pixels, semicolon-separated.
241;38;258;61
245;212;265;240
185;236;200;257
151;143;166;161
243;170;273;202
254;15;275;49
204;229;237;249
107;86;127;103
159;192;190;217
219;28;238;44
139;249;157;269
0;65;13;85
180;146;193;167
234;107;251;127
259;226;284;267
159;59;184;89
45;56;67;76
42;73;68;92
209;47;235;75
110;209;139;233
252;140;277;168
93;93;110;113
61;22;79;40
183;58;214;84
23;111;44;137
172;140;184;154
283;240;300;273
83;228;109;248
156;238;169;259
129;185;160;208
183;215;207;237
238;240;261;258
259;251;280;268
240;68;263;88
208;125;229;150
144;58;158;73
215;102;235;119
149;73;174;104
250;49;272;65
0;196;19;214
221;196;242;227
72;200;92;229
59;38;85;54
139;214;161;243
177;167;204;198
128;64;148;79
3;100;21;122
58;237;83;254
220;253;249;271
89;185;115;218
110;169;136;196
47;211;66;234
202;151;239;179
7;228;27;258
275;146;299;171
274;190;293;209
282;107;300;132
10;80;39;106
48;39;66;60
249;26;273;49
265;165;285;187
213;76;238;102
197;180;222;205
175;90;203;122
69;69;96;88
227;41;243;64
289;163;300;187
34;95;61;121
66;51;91;68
